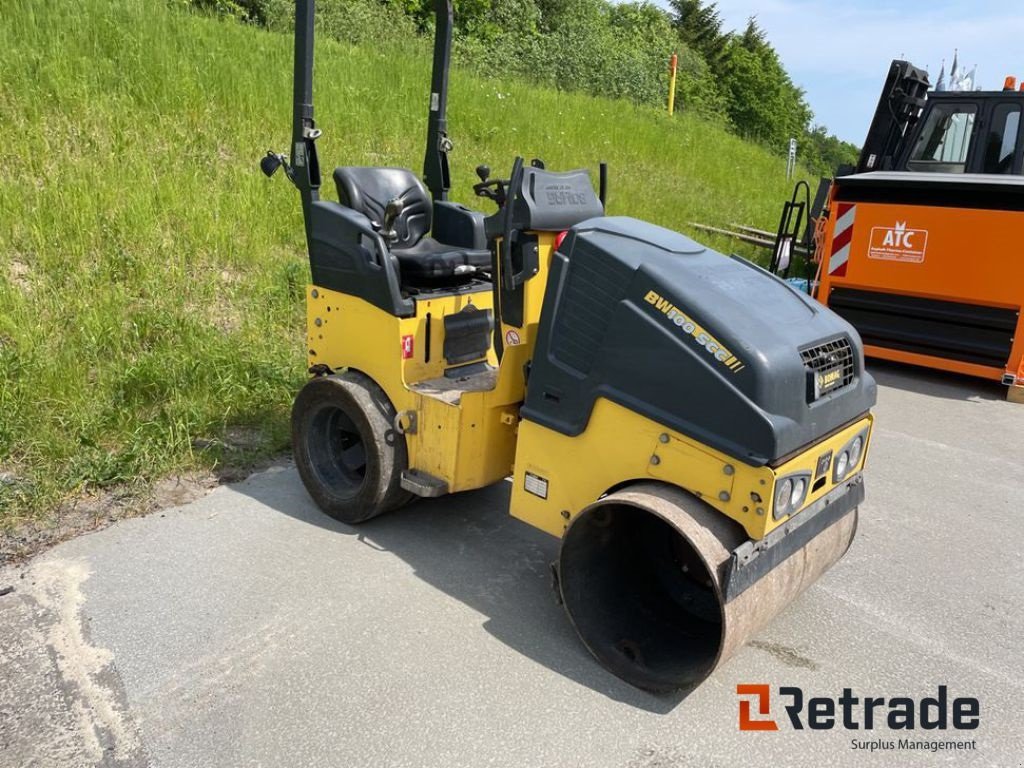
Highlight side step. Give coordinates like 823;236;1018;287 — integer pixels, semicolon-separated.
400;469;449;498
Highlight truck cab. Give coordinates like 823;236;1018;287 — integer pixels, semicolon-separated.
856;60;1024;177
899;90;1023;175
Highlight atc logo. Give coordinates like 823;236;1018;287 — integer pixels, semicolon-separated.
868;221;928;264
737;684;778;731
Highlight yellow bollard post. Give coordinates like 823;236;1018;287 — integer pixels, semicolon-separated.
668;53;678;116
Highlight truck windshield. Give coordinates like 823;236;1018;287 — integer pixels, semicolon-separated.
906;104;977;173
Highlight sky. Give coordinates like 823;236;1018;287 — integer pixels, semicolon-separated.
651;0;1024;144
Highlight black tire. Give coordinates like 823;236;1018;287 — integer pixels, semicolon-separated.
291;371;413;524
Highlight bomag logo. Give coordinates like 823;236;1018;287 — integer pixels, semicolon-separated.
817;369;843;391
544;184;590;207
643;290;744;373
868;221;928;264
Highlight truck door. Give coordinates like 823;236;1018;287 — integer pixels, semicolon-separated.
975;101;1022;175
903;100;979;173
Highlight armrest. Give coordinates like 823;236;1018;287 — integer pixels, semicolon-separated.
307;201;413;317
433;200;487;250
312;201;385;255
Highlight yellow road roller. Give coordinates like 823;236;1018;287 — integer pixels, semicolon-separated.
261;0;876;692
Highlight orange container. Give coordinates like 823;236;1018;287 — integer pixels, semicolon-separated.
816;172;1024;386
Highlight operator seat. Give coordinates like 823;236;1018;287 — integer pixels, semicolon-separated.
333;167;490;286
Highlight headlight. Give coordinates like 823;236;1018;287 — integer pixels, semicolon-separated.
833;428;869;483
773;473;810;520
775;478;793;513
835;450;849;480
790;477;807;508
848;436;863;467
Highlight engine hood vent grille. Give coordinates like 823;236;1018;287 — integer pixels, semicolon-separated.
801;337;855;400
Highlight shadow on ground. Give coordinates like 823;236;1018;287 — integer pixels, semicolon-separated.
233;470;687;714
866;359;1005;402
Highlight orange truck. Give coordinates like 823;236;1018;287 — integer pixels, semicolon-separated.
806;61;1024;400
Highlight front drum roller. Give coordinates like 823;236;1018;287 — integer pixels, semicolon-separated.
558;482;856;693
291;371;412;524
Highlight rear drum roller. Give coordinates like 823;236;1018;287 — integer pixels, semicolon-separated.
291;371;412;524
558;482;857;693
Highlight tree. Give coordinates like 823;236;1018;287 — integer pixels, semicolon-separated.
668;0;728;71
718;36;811;149
738;16;767;52
800;125;860;177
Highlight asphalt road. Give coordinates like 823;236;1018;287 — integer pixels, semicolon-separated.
2;362;1023;768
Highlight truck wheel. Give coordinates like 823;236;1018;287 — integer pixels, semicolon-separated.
291;371;412;524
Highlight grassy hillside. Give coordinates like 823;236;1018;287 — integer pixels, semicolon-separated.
0;0;806;527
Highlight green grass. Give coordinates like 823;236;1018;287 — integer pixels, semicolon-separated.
0;0;808;527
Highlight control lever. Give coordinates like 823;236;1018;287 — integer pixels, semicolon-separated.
473;164;508;207
380;197;404;244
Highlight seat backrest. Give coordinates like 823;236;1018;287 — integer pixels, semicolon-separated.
333;167;432;249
